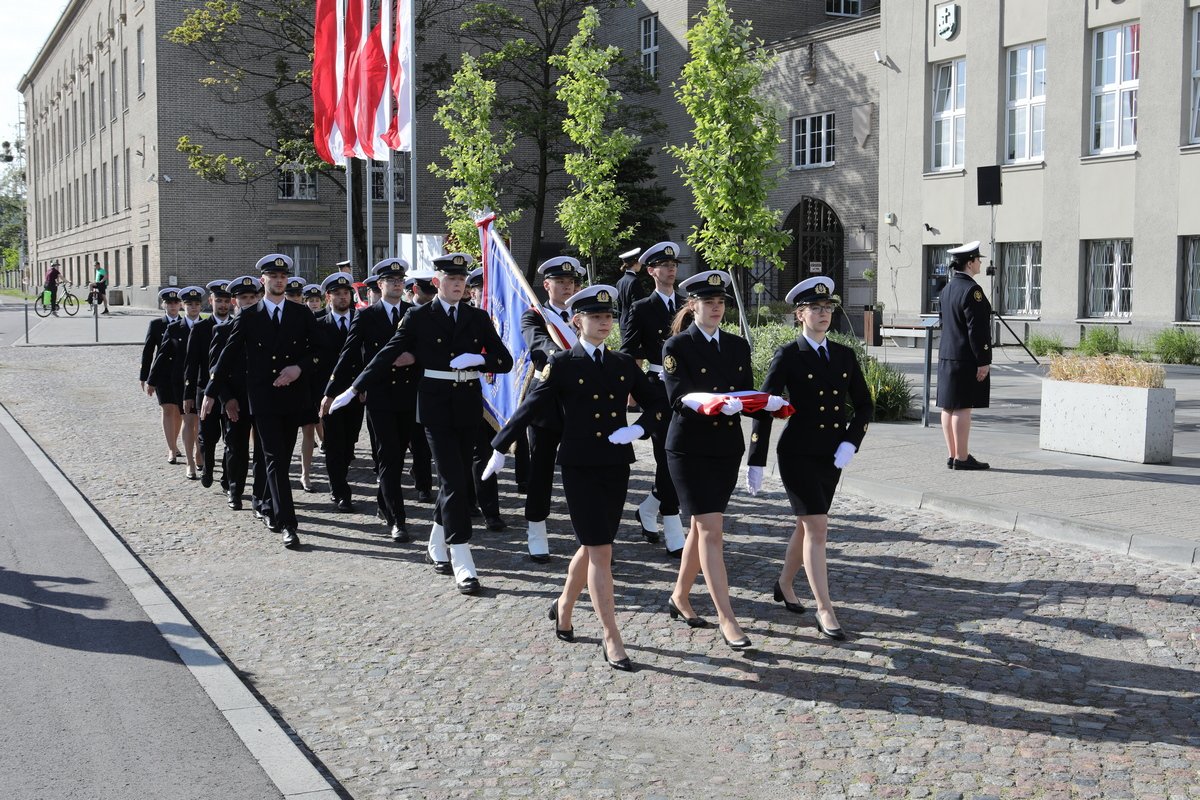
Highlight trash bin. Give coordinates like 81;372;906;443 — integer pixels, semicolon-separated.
863;307;883;347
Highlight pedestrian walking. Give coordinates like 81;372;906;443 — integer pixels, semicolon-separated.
140;287;184;463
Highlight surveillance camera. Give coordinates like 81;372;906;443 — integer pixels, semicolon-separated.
873;50;884;64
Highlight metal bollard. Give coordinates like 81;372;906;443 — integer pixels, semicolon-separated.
93;297;100;343
24;300;29;344
921;318;940;428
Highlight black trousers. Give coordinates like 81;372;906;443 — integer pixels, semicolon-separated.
426;424;475;545
323;401;364;502
366;402;413;525
253;410;304;529
470;419;500;517
647;376;679;516
524;424;561;522
513;433;529;488
198;409;222;477
409;422;433;492
223;412;253;496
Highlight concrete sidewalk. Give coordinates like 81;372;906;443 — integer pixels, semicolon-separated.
1;295;155;346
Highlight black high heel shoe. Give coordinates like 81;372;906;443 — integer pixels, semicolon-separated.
771;581;806;614
814;613;846;641
667;597;710;628
548;600;574;643
602;647;633;672
721;630;753;651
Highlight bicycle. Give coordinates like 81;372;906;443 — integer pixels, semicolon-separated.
34;280;81;318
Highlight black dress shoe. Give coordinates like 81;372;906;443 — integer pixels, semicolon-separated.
168;453;179;465
952;454;990;471
946;457;954;469
335;497;354;513
375;508;388;522
771;581;806;614
665;545;683;559
634;508;660;544
425;552;453;575
528;552;551;564
200;469;213;488
282;528;300;549
253;507;265;520
469;505;483;518
721;631;754;651
549;600;574;642
602;648;633;672
227;493;243;511
457;576;481;595
485;515;507;532
416;489;433;503
220;478;230;492
266;518;283;533
667;597;710;628
390;523;410;543
815;615;846;640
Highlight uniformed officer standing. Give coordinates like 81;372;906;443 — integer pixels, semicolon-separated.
315;271;363;513
184;280;234;488
323;258;419;539
747;276;872;640
149;286;206;479
619;241;687;555
613;247;645;347
937;241;993;470
351;253;514;594
205;254;327;549
401;270;437;503
140;287;184;463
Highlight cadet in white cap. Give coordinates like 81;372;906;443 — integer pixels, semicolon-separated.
298;280;329;492
938;241;993;470
614;247;645;341
140;287;184;463
484;284;665;670
149;286;207;478
747;276;872;641
185;280;235;488
284;275;306;303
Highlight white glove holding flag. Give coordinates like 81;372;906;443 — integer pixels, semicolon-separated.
764;395;787;412
328;386;358;413
720;398;744;416
746;466;764;496
481;450;506;480
681;395;703;412
449;353;486;370
833;441;857;470
607;425;644;445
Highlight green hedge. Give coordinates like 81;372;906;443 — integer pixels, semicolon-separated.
1151;327;1200;365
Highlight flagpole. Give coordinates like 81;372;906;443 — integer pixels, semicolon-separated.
366;160;374;268
407;0;418;271
387;151;396;258
345;156;353;272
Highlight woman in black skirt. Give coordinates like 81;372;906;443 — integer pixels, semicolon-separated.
747;277;872;640
662;270;786;651
149;286;207;478
937;241;993;470
485;285;663;671
140;287;184;463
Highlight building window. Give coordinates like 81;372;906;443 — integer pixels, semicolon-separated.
137;27;145;95
278;169;317;200
1085;239;1133;318
112;154;120;212
122;47;129;110
370;160;407;202
998;242;1042;315
826;0;860;17
124;148;131;209
1006;43;1045;162
931;59;966;170
88;83;95;135
82;174;88;222
99;72;106;129
74;179;80;228
90;168;97;220
640;16;659;79
110;58;117;119
1191;12;1200;143
278;244;320;277
792;112;835;168
1091;23;1139;153
100;162;108;217
1184;238;1200;321
924;245;951;314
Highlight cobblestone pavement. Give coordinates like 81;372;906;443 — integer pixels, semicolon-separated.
3;345;1199;800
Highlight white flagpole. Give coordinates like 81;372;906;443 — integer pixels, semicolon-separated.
345;156;353;270
407;0;418;270
383;0;395;259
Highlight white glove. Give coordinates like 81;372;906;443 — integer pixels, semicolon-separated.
764;395;787;412
833;441;857;470
328;386;358;413
746;465;763;496
481;449;506;480
607;424;644;445
720;398;744;415
449;353;486;370
681;395;703;412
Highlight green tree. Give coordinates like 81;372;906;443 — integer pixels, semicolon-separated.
551;6;638;282
590;147;675;284
428;54;517;256
0;141;26;286
666;0;790;336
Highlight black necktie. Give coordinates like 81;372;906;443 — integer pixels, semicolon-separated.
666;297;675;315
593;348;603;366
448;305;457;325
272;306;281;326
560;310;569;323
819;345;829;364
390;306;399;327
339;316;347;334
710;336;720;354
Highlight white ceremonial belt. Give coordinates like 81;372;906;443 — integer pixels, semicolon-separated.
424;369;481;382
646;363;664;374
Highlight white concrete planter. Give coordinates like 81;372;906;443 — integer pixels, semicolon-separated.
1039;379;1175;463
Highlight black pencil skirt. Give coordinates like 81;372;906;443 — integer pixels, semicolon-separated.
665;450;741;516
561;463;630;547
778;453;842;516
937;358;991;410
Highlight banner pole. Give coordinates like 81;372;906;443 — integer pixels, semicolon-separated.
345;156;353;273
408;0;418;270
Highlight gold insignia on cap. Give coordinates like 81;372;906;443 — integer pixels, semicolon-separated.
815;283;829;295
664;246;675;257
597;290;611;303
707;273;722;286
663;354;677;374
274;257;285;267
242;278;251;285
563;264;575;273
973;289;984;302
453;255;465;266
339;277;348;285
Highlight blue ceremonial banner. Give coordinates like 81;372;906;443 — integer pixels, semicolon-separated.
476;212;544;432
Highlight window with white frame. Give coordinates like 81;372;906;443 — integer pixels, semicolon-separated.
1184;237;1200;321
1191;12;1200;143
137;27;145;96
1006;43;1045;162
1085;239;1133;318
998;242;1042;315
924;245;952;314
370;159;407;202
792;112;835;168
640;16;658;79
278;169;317;200
278;244;320;277
826;0;860;16
1091;23;1139;153
931;59;966;170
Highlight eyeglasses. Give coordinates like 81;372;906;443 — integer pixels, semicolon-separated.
805;305;835;314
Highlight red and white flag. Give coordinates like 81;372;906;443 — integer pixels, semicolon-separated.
353;0;390;161
312;0;347;163
382;0;412;152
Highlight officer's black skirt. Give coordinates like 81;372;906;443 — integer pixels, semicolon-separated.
665;450;740;516
157;384;182;410
561;463;630;547
778;453;841;516
936;358;991;410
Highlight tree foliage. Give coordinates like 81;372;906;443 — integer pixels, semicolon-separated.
590;147;674;284
428;54;516;256
551;6;637;281
667;0;789;275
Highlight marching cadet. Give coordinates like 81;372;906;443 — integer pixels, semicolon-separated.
364;273;382;305
148;286;206;478
747;276;872;641
613;247;644;352
203;276;262;511
315;271;362;512
938;241;993;470
298;281;328;492
323;258;419;537
619;241;687;555
401;270;436;503
284;276;306;303
483;285;663;670
184;280;234;488
464;267;506;533
140;287;184;463
516;255;584;561
204;254;327;549
350;252;514;595
303;284;325;317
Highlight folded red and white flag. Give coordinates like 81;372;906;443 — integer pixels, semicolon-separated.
681;390;795;418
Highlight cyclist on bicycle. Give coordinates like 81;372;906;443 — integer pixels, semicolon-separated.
44;262;62;316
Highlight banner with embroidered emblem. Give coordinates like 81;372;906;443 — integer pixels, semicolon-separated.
680;390;795;418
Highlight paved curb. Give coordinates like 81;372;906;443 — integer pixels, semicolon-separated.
0;403;343;800
840;475;1199;566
